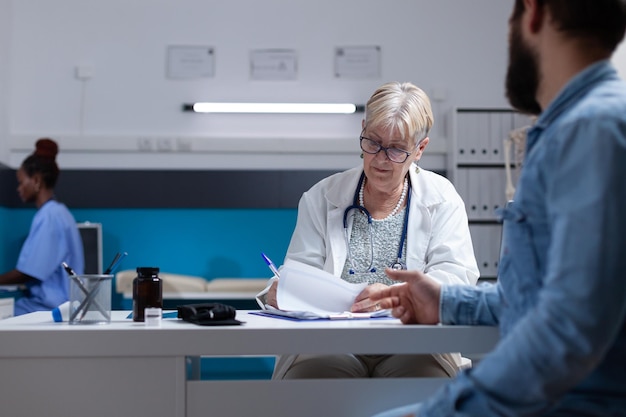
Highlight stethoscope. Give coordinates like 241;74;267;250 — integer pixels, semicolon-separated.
342;172;411;274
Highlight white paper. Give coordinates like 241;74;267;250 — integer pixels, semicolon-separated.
260;305;389;320
277;261;367;314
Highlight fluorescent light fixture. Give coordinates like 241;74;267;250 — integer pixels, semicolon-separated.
183;102;364;114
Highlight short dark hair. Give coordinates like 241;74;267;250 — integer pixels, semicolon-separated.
512;0;626;52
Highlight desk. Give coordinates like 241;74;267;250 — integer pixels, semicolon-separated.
0;311;499;417
0;285;21;319
0;298;13;319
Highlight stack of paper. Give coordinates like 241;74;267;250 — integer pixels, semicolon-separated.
254;261;391;320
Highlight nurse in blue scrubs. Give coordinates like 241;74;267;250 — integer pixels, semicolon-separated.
0;138;84;315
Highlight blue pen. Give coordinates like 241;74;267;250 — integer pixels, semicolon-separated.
104;251;128;275
261;252;280;278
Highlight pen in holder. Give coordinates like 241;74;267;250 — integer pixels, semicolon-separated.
69;274;113;324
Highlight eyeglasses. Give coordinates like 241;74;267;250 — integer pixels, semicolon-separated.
359;136;413;163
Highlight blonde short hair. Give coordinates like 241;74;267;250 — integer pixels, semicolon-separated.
364;81;433;147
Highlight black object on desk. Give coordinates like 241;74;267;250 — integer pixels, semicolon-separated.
177;303;243;326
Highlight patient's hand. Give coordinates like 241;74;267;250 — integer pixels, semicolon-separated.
350;283;389;313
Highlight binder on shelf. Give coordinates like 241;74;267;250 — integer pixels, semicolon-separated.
476;112;490;164
490;224;503;277
453;108;526;281
489;112;512;164
456;111;470;164
479;169;492;220
469;223;502;279
467;169;482;221
454;167;470;215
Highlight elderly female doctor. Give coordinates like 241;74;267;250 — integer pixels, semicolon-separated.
257;81;479;379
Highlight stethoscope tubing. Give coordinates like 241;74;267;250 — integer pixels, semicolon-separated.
342;171;411;273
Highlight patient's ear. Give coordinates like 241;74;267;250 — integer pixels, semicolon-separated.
524;0;544;34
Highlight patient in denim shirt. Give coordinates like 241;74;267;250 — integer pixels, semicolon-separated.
371;1;626;416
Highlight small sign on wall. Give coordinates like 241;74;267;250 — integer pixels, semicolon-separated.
334;46;381;79
167;45;215;79
250;49;298;80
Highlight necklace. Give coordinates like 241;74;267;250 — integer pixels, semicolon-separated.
359;176;408;221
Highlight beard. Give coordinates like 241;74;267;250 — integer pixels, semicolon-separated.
505;18;542;115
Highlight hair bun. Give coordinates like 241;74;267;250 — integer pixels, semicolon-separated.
34;138;58;159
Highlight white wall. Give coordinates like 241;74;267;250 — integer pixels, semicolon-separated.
614;41;626;79
0;0;10;162
4;0;516;170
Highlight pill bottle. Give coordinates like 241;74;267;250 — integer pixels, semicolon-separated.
132;267;163;322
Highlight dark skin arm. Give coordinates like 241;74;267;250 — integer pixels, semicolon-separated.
0;269;37;285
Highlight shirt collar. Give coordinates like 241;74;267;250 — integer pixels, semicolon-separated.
526;60;618;151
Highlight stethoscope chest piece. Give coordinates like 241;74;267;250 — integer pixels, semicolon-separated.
390;260;406;270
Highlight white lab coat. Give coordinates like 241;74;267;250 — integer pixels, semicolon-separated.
257;164;480;378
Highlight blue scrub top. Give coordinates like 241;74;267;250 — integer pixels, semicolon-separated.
14;200;84;315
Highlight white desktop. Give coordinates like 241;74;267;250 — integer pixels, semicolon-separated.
0;310;499;417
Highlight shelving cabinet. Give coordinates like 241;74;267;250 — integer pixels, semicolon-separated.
449;108;533;280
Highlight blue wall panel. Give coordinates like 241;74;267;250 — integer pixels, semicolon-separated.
73;208;297;279
0;207;36;272
1;207;297;281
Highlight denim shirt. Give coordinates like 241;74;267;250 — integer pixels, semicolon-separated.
422;61;626;416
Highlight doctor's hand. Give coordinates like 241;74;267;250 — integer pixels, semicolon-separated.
266;280;279;309
350;283;390;313
368;269;441;325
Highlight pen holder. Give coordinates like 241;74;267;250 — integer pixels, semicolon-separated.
69;274;113;325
